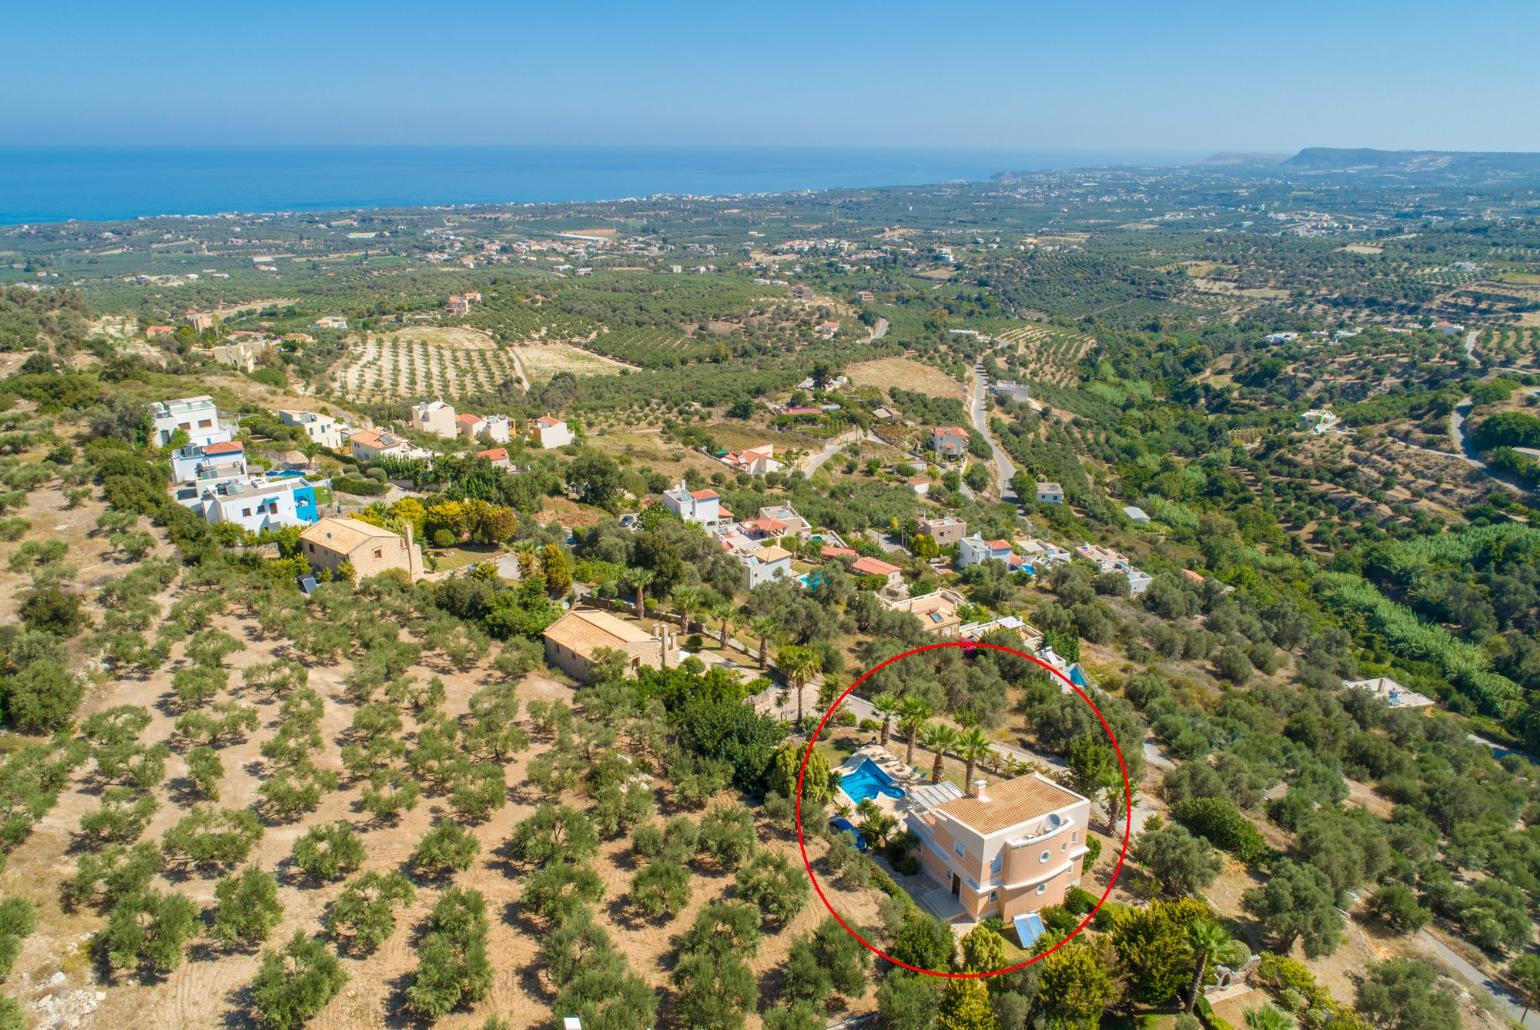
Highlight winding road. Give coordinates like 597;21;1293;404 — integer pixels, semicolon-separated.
969;361;1018;503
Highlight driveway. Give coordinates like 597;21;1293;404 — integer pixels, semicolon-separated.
1412;929;1539;1028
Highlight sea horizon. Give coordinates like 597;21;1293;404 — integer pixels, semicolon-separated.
0;144;1206;226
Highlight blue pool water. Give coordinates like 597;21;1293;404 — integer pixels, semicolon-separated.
829;817;868;851
840;757;905;803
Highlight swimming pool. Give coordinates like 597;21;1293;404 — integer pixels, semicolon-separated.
840;756;905;803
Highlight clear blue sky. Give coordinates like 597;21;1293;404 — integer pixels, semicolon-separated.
7;0;1537;151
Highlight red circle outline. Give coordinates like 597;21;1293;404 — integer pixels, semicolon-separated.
794;640;1132;978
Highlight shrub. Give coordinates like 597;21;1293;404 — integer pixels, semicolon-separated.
97;890;199;977
629;858;691;919
211;868;284;950
735;850;809;925
412;822;479;878
291;823;366;883
325;871;414;956
522;861;605;924
162;806;262;872
405;888;492;1019
1172;797;1269;865
697;804;756;869
0;899;36;979
249;931;347;1030
508;804;598;865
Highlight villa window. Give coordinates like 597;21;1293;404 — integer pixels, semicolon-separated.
953;841;964;858
1072;831;1079;843
990;854;1002;874
1036;883;1047;895
1040;850;1050;863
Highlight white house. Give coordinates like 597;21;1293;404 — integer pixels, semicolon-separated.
348;428;413;462
1343;676;1435;710
151;396;232;449
743;545;794;590
662;482;727;526
1298;409;1341;435
1075;543;1152;595
959;535;1014;569
279;410;348;450
197;477;315;533
169;439;247;485
1035;482;1064;505
723;445;781;474
411;400;458;439
532;415;575;449
482;414;512;444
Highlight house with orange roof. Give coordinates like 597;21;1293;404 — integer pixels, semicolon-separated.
851;554;904;592
348;428;412;462
959;535;1014;569
906;772;1091;923
743;545;794;590
475;447;512;469
532;415;574;449
662;481;727;526
928;426;968;460
723;444;782;475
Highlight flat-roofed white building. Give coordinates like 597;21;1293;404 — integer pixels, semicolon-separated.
151;395;232;449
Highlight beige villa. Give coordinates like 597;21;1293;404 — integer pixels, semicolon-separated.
299;517;423;581
907;772;1090;921
543;608;673;682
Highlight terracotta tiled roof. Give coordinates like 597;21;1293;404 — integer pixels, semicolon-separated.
203;440;244;455
852;555;901;577
936;774;1084;835
690;489;719;500
543;609;653;660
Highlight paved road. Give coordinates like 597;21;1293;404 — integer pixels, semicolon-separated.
1448;390;1540;494
1413;928;1539;1028
969;361;1018;503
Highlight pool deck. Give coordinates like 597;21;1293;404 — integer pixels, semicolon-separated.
837;744;925;813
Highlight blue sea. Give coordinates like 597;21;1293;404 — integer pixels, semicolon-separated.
0;145;1200;225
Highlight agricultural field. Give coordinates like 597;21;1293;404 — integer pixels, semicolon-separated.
330;328;525;403
990;324;1094;387
845;357;962;400
1477;326;1540;368
510;340;634;383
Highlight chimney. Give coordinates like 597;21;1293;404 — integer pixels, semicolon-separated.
973;779;988;802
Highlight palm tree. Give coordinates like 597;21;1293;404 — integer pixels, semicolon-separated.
751;617;781;669
920;723;958;784
897;696;931;768
873;692;901;746
776;645;821;725
671;585;704;635
954;727;993;790
1242;1004;1295;1030
629;568;655;615
855;799;897;849
1186;920;1233;1014
711;601;736;649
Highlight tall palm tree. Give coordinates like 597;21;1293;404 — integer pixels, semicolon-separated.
873;692;901;746
1186;920;1233;1014
671;585;704;635
776;645;821;725
629;568;655;615
711;601;736;649
954;727;993;790
751;617;780;669
920;723;959;784
897;696;931;768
